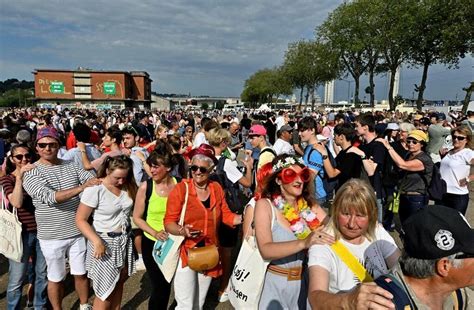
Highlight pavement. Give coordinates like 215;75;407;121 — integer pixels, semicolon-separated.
1;193;473;309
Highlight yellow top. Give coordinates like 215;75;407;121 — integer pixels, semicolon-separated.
144;178;176;241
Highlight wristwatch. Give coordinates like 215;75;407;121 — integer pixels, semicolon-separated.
322;154;328;160
360;154;366;160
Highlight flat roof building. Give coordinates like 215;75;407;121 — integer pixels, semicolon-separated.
33;68;152;110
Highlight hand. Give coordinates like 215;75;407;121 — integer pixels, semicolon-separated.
77;142;86;152
349;282;394;309
19;163;36;178
439;148;449;156
375;138;389;147
313;143;327;155
346;146;365;157
233;214;243;225
154;230;169;241
304;229;335;249
121;148;131;156
459;177;470;187
82;178;102;189
92;240;107;259
241;156;254;169
180;224;196;238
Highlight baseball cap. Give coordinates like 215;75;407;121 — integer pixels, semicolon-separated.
408;130;428;143
279;125;293;132
402;205;474;259
36;126;60;142
386;123;400;131
249;124;267;136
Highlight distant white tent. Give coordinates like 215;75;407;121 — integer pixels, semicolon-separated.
257;103;271;111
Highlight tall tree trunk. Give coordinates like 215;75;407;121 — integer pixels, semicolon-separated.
304;87;309;111
354;77;360;104
416;59;430;111
297;87;304;111
462;82;474;114
388;68;397;111
369;69;375;107
310;85;316;112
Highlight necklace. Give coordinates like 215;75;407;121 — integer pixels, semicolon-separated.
193;181;208;190
272;194;321;239
156;177;172;195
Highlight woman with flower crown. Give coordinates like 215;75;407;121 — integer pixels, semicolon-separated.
254;154;334;309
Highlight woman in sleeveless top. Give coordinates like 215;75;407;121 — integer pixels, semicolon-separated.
133;145;177;310
254;154;333;309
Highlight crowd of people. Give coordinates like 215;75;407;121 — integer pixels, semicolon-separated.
0;105;473;309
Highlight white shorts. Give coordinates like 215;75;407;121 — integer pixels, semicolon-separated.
39;236;87;282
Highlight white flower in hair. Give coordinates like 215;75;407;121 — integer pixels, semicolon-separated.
272;156;304;172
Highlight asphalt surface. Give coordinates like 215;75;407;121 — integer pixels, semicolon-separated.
1;192;473;309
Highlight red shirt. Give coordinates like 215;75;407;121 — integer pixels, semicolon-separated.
165;179;237;277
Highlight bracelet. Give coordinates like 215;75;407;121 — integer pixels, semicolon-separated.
387;147;393;151
178;226;185;236
80;150;86;154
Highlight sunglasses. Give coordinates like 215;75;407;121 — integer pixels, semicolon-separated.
190;165;211;174
37;142;59;149
280;167;311;184
406;139;419;145
452;135;466;141
454;253;474;259
13;154;32;161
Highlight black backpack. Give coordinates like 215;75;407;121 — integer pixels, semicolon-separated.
251;148;277;193
209;156;246;214
375;274;465;310
420;162;447;201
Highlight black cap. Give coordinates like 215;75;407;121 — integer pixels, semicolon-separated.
402;206;474;259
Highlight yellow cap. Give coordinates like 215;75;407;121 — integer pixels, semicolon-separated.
408;130;428;142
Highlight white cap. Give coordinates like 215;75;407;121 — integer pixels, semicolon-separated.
317;134;328;142
386;123;400;130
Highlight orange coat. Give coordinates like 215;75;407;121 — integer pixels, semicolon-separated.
164;179;237;277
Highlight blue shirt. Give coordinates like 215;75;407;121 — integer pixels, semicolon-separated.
303;145;326;200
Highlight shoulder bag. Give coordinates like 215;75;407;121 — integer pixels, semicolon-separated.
0;185;23;262
153;182;189;283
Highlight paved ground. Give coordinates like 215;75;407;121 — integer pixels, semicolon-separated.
2;192;473;309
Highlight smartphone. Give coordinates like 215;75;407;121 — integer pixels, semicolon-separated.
190;230;202;238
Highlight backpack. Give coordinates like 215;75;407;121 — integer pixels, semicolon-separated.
420;162;447;201
375;274;465;310
210;156;246;214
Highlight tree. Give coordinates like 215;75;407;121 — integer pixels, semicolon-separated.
317;2;370;104
409;0;473;111
461;82;474;114
241;67;292;107
201;102;209;111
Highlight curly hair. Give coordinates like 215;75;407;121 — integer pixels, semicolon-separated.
260;154;316;206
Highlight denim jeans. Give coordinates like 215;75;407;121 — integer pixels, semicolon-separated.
437;193;469;216
399;194;429;224
7;231;47;310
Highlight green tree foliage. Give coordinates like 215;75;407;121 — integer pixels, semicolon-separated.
0;89;34;107
241;67;292;108
201;102;209;111
409;0;473;110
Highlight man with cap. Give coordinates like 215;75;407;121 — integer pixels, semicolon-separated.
375;205;473;309
248;124;276;189
22;127;100;310
273;124;295;155
427;112;451;163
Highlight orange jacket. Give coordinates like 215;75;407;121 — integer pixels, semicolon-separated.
164;179;237;277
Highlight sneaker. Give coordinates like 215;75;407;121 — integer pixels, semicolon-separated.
218;290;229;303
79;304;93;310
24;302;34;310
135;255;146;271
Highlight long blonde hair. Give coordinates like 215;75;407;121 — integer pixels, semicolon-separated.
330;179;378;241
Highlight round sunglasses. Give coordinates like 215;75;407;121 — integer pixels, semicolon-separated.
280;167;311;184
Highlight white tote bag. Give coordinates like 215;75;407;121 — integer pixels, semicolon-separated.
154;182;189;283
0;185;23;262
228;203;273;309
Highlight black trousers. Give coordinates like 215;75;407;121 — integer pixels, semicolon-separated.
142;235;172;310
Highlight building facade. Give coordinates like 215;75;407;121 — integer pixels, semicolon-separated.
33;69;152;110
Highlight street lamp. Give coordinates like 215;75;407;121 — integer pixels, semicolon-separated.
340;79;353;103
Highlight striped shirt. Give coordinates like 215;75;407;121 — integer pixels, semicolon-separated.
0;174;37;232
23;160;95;240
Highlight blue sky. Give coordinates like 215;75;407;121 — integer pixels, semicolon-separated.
0;0;472;101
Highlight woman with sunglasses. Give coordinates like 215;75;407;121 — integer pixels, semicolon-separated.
376;130;434;223
164;144;241;310
254;154;332;309
438;125;474;215
0;144;48;309
133;145;177;310
76;155;138;309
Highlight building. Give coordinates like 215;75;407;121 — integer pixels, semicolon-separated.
33;68;152;110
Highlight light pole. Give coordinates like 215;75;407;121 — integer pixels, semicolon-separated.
340;79;353;103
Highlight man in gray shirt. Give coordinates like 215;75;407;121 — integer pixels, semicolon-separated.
426;113;451;163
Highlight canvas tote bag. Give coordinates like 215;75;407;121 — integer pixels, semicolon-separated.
153;182;189;282
0;185;23;262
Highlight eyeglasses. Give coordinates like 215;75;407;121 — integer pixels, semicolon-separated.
37;142;59;149
452;135;467;141
280;167;311;184
190;165;211;174
454;253;474;259
38;122;45;126
13;154;32;161
406;139;419;145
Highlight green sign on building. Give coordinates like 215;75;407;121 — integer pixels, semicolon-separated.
49;81;64;94
104;82;116;95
